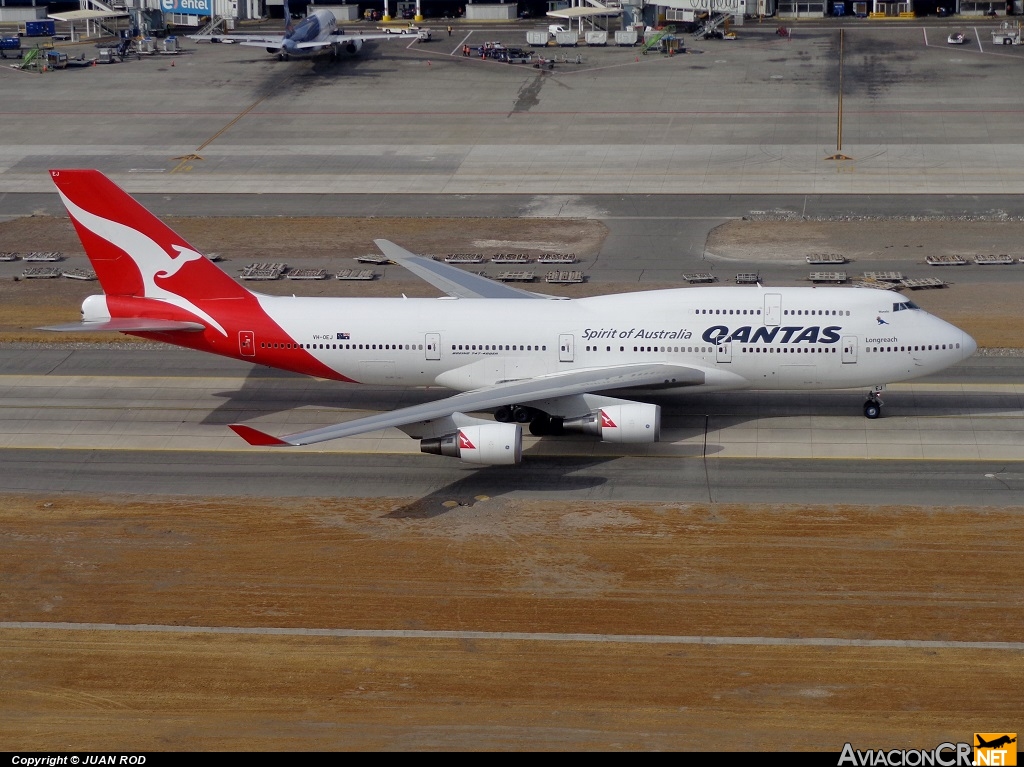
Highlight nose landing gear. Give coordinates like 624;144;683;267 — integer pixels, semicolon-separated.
863;390;883;419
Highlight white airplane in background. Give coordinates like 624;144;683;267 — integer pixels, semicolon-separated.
45;169;977;465
188;0;416;61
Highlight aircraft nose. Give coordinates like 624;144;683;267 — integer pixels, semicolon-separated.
961;330;978;359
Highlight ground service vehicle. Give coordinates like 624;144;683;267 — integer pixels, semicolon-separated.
991;24;1021;45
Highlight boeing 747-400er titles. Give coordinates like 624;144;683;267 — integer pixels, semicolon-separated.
188;0;415;60
44;169;977;465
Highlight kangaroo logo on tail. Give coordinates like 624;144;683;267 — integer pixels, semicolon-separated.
56;186;227;336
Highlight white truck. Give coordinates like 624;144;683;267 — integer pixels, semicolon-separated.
991;24;1022;45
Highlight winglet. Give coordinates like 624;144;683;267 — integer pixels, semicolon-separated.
229;424;292;446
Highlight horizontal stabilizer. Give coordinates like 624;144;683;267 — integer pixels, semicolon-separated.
229;424;293;446
39;319;206;333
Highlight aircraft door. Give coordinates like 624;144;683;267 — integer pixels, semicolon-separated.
842;336;858;363
238;330;255;357
764;293;782;326
716;341;732;363
559;333;574;363
425;333;441;361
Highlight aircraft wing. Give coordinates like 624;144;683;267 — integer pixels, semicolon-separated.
332;31;417;43
291;33;413;49
374;239;556;300
188;34;287;45
230;362;706;446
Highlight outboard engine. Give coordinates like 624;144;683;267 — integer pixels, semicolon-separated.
420;423;523;465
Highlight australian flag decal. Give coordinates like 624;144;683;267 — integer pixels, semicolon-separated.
337;332;350;340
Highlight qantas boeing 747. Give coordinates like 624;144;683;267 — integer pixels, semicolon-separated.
44;169;977;465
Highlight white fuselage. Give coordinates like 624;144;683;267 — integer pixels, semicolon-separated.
284;10;336;51
251;286;974;392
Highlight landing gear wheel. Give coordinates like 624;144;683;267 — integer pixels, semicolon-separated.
494;406;512;423
512;405;534;424
863;400;882;419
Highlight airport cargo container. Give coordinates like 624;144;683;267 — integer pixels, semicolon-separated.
526;30;549;46
615;29;639;46
0;37;21;57
21;20;56;37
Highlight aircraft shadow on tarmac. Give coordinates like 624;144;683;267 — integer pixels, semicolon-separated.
382;457;621;519
203;363;1000;449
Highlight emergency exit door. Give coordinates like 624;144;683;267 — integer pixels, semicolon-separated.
559;334;574;362
764;293;782;326
842;336;858;363
425;333;441;360
238;330;255;357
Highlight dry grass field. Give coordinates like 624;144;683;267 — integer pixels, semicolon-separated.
2;495;1021;750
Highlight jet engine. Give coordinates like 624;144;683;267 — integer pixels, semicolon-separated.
562;404;661;444
420;423;523;465
345;39;363;54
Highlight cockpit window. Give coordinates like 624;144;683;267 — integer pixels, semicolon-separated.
892;300;920;312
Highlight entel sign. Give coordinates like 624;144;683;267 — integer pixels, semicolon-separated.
160;0;213;14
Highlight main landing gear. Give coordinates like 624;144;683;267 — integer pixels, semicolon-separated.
863;391;883;419
493;404;564;436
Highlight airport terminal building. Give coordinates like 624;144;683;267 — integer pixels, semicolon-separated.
0;0;1014;35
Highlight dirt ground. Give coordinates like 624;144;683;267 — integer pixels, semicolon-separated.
1;495;1021;750
2;215;1023;348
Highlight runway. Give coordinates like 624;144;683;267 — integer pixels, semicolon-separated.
1;347;1022;505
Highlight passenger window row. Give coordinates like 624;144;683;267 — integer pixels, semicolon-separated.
742;347;836;353
696;308;761;315
260;342;424;350
695;308;852;316
867;343;961;352
782;309;850;316
451;344;546;351
584;346;714;353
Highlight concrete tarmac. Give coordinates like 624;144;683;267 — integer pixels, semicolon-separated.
2;348;1022;505
3;24;1024;195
